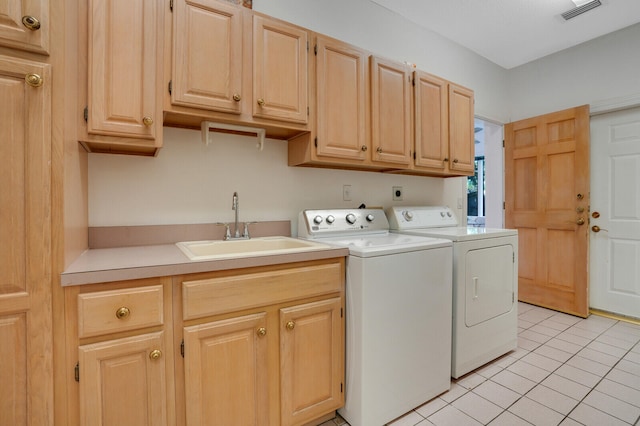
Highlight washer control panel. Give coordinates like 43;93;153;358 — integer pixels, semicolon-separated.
298;208;389;238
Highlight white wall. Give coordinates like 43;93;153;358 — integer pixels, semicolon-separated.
89;0;511;231
89;128;444;233
508;23;640;121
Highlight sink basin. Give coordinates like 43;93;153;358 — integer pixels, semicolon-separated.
176;236;332;261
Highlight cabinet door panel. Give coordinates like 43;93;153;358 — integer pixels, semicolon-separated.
449;83;475;174
253;15;308;124
0;56;52;425
280;297;344;426
0;0;49;54
172;0;243;113
78;332;167;426
315;36;368;161
370;56;411;166
414;71;449;171
88;0;158;138
183;312;268;425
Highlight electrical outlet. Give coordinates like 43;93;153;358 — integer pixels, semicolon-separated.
343;185;352;201
393;186;403;201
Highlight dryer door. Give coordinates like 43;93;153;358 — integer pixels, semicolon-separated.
465;244;515;326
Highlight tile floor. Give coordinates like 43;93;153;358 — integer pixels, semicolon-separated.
321;302;640;426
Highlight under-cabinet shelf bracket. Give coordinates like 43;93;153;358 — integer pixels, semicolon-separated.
200;121;266;151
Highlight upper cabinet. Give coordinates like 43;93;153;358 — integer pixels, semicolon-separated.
167;1;309;135
413;70;475;176
0;0;49;54
80;0;163;155
171;0;243;113
252;15;308;124
370;56;412;167
289;34;369;167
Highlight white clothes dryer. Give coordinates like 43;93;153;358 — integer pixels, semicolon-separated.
387;206;518;379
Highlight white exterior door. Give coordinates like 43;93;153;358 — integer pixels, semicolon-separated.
590;106;640;318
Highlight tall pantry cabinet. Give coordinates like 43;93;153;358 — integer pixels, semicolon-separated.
0;1;53;424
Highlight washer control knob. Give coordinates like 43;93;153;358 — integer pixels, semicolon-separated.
346;213;357;224
313;215;323;224
440;212;445;217
326;215;335;224
365;214;375;222
402;211;413;221
446;212;452;217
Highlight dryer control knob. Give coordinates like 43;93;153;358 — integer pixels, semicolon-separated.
446;212;452;217
346;213;357;224
365;214;375;222
402;211;414;221
313;215;323;224
440;212;445;217
326;215;335;224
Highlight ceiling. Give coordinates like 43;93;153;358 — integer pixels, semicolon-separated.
367;0;640;69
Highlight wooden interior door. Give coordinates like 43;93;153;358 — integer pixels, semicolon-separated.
505;105;590;317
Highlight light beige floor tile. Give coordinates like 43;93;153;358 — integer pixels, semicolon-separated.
573;315;616;332
455;372;486;390
595;378;640;407
507;360;550;383
474;363;503;379
549;312;582;326
491;369;537;395
415;420;435;426
556;331;592;347
538;319;571;332
565;355;611;377
555;364;601;388
587;340;628;358
526;384;579;415
563;326;600;340
494;354;519;369
558;418;583;426
541;374;591;401
518;319;536;329
511;347;531;360
529;324;562;338
473;379;521;409
439;383;468;403
451;391;502;424
596;333;637;350
508;397;564;426
624;350;640;364
544;338;583;355
520;330;552;344
577;347;619;367
583;390;640;424
427;405;482;426
569;402;630;426
414;397;447;418
387;410;425;426
533;344;573;363
520;351;562;372
487;410;532;426
518;337;542;351
615;359;640;377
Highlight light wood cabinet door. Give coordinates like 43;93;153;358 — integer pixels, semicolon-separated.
280;298;344;426
414;71;449;172
0;55;52;426
370;56;412;166
183;312;269;426
315;35;368;162
78;332;168;426
448;83;475;175
87;0;160;139
172;0;243;113
0;0;48;53
253;15;308;124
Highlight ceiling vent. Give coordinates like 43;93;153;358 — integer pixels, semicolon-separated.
562;0;602;20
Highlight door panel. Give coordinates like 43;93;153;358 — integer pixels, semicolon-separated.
590;107;640;318
505;105;590;317
0;0;49;54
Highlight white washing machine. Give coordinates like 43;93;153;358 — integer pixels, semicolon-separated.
387;206;518;379
299;208;453;426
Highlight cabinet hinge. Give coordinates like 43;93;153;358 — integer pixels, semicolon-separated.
306;41;309;51
74;363;80;382
168;80;172;95
503;201;506;210
180;339;184;358
413;151;416;160
307;106;309;116
340;382;343;393
340;307;343;318
314;137;318;148
169;0;173;12
83;106;88;122
412;77;415;86
314;44;317;55
502;139;505;148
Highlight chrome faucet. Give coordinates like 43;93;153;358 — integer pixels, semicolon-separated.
219;192;252;240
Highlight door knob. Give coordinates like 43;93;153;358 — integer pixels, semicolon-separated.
576;217;585;225
592;225;600;233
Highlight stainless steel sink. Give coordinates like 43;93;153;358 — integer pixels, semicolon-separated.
176;236;332;261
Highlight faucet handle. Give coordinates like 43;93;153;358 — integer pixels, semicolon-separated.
216;222;231;240
243;222;256;238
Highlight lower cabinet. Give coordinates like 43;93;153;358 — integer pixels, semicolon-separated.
66;258;345;426
177;258;345;426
